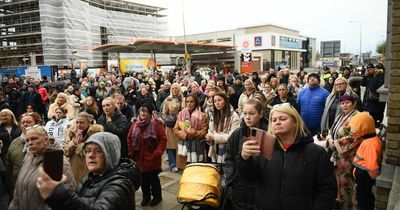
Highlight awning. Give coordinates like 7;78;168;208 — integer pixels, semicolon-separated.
91;39;236;54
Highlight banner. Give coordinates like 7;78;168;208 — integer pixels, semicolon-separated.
25;66;41;80
120;58;155;73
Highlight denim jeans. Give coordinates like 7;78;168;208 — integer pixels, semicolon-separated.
166;149;177;169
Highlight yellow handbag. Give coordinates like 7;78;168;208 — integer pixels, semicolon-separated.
177;163;221;207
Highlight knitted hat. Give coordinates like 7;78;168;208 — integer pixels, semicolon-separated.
348;112;376;138
308;73;320;83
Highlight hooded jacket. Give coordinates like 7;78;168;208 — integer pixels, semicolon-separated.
237;131;337;210
350;112;382;179
63;124;104;186
45;132;141;210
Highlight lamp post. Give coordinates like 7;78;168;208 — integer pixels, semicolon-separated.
350;21;362;65
181;0;190;74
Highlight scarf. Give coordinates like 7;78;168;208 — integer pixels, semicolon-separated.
331;109;356;140
130;114;158;151
177;107;203;130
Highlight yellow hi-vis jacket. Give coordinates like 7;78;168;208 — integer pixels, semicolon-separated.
352;136;382;179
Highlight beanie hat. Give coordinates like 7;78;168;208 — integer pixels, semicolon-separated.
348;112;376;138
308;73;320;83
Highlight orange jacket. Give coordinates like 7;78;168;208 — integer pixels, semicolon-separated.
352;136;382;179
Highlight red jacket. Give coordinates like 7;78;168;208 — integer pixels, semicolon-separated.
36;86;48;104
127;119;167;172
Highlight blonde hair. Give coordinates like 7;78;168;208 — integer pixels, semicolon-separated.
56;92;70;105
102;97;116;107
331;77;353;94
0;109;18;125
267;103;306;138
169;83;183;98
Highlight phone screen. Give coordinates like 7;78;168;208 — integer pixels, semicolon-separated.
43;148;63;181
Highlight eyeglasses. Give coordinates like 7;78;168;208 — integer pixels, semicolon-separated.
84;147;104;156
335;83;346;87
26;124;49;137
272;102;293;109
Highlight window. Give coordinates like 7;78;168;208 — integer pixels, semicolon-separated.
271;35;276;46
197;39;213;44
217;37;232;42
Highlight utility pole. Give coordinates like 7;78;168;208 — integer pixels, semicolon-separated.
350;21;362;65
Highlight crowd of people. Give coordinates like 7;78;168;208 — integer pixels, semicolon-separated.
0;63;385;210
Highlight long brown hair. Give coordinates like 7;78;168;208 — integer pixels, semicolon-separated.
212;91;232;132
83;96;99;115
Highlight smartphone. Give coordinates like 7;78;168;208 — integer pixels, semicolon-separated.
43;148;63;181
250;127;264;146
250;128;276;160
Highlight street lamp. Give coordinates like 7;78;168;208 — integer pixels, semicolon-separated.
181;0;190;74
350;21;362;65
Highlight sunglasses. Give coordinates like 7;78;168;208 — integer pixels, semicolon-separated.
26;124;49;137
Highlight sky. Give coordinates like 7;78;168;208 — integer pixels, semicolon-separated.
132;0;388;55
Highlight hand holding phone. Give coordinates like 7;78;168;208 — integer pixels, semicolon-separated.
248;128;276;160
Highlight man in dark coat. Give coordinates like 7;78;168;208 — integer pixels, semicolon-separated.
0;90;10;111
97;98;130;158
230;76;245;109
361;63;386;127
115;95;134;124
20;84;42;115
156;81;171;111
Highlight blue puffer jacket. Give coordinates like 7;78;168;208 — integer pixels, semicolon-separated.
297;86;329;133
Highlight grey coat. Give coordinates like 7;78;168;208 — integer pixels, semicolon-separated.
8;143;75;210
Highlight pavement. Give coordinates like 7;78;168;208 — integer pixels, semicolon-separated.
134;154;184;210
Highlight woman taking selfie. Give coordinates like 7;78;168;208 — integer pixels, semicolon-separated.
225;98;268;210
205;91;239;163
239;103;336;210
173;94;207;169
9;125;75;210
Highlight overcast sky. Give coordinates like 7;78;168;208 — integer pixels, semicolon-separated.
132;0;388;55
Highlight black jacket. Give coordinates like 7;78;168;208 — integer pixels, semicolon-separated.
0;124;22;159
97;110;130;157
225;117;268;186
45;158;141;210
237;132;337;210
135;93;157;114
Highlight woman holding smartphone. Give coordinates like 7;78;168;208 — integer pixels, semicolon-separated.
225;98;268;210
9;125;75;210
205;91;240;163
239;103;336;210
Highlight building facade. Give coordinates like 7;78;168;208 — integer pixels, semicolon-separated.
0;0;168;69
173;24;316;72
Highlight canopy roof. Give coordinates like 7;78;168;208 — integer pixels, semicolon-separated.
91;39;236;54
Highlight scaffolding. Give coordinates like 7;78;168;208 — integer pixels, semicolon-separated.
0;0;168;68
